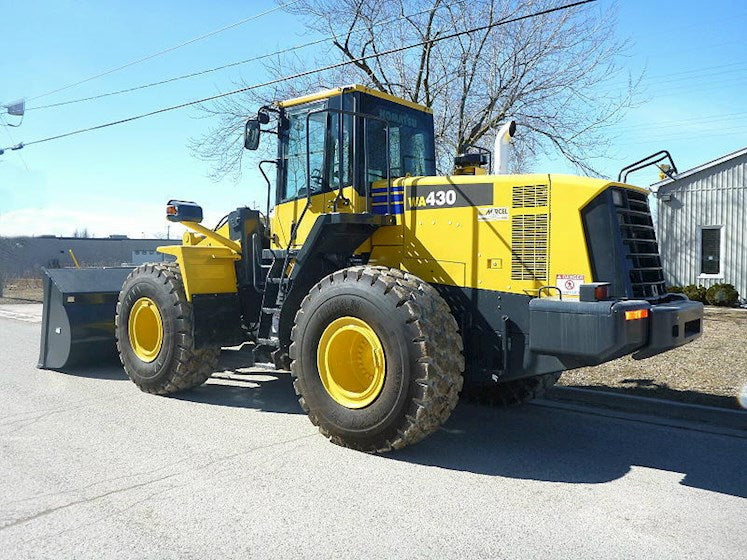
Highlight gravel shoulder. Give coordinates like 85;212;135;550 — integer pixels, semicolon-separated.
559;307;747;410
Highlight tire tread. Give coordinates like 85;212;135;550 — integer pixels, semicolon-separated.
289;265;464;453
115;262;219;395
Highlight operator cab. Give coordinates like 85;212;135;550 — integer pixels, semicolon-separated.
245;85;436;222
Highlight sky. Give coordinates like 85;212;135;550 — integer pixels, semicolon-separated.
0;0;745;238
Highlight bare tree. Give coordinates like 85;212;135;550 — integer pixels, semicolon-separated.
192;0;639;178
72;228;90;238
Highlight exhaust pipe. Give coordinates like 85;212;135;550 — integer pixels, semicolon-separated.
493;120;517;174
38;267;134;369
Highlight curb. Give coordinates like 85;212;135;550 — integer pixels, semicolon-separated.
541;386;747;431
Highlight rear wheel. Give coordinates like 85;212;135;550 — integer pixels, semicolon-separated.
290;266;464;452
115;263;219;395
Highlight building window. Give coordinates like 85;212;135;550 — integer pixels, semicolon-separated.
699;226;722;276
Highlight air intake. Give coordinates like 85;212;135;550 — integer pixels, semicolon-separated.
511;214;549;281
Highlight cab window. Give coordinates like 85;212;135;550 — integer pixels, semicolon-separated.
280;106;326;202
361;96;436;184
279;104;353;202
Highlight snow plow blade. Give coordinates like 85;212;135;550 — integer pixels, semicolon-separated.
37;267;134;369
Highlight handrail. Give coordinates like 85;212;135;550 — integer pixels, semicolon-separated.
258;160;277;218
618;150;678;184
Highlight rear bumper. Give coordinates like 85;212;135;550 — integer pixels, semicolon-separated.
528;295;703;364
632;296;704;359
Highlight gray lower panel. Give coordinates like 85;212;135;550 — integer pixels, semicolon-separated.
431;285;583;384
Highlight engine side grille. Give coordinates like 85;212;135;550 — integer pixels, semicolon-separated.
512;184;549;208
511;213;549;281
616;189;667;298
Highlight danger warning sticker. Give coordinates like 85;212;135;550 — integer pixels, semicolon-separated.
556;274;585;296
477;206;509;221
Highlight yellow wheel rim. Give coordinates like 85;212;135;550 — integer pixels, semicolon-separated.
128;297;163;363
317;316;386;409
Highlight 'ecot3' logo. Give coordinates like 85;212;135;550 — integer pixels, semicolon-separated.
405;183;493;209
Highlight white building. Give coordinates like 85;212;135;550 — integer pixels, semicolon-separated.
652;147;747;300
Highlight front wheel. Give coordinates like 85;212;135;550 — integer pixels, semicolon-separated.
290;266;464;453
115;263;219;395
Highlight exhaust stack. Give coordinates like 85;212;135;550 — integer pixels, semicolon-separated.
494;120;517;174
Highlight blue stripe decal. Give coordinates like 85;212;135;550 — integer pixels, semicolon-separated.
371;187;405;194
371;194;404;203
372;203;404;215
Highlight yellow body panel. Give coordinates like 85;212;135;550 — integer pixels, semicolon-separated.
270;190;332;249
361;175;635;297
268;174;633;297
156;220;243;301
157;244;240;301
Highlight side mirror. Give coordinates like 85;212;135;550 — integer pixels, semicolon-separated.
244;119;261;151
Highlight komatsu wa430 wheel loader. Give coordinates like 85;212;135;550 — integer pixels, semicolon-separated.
38;85;703;452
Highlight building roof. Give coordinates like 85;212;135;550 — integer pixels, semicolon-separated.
651;146;747;190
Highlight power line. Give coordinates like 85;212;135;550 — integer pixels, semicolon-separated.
0;114;29;171
26;0;303;102
615;127;747;146
27;3;462;112
0;0;597;153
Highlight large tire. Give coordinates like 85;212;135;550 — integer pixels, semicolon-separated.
115;262;219;395
290;266;464;452
463;372;561;407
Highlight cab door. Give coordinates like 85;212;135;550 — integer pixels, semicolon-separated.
271;104;333;249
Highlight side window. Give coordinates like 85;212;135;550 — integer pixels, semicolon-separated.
362;96;436;184
365;119;390;184
700;226;722;275
282;110;326;201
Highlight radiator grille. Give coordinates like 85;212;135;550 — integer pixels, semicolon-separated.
511;214;549;281
512;184;549;208
617;189;667;298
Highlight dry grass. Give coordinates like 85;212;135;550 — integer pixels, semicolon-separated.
559;307;747;409
0;278;43;304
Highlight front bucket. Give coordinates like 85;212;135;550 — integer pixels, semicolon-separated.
37;267;134;369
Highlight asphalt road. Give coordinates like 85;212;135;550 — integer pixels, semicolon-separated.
1;306;746;559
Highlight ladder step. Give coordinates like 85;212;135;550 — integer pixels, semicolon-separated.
261;307;280;314
257;337;280;348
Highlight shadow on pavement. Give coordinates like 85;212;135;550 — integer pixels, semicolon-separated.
388;402;747;499
49;348;747;498
56;364;128;381
175;373;303;415
172;348;303;414
561;380;740;409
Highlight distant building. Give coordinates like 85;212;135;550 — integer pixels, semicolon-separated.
653;146;747;300
0;236;175;279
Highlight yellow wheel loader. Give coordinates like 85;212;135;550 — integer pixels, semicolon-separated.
38;85;703;452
